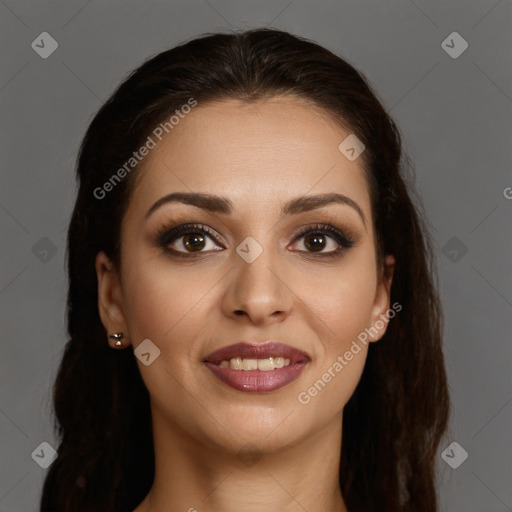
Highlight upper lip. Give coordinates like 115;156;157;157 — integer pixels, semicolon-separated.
203;342;310;365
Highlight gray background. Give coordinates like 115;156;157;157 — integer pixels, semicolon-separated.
1;1;511;511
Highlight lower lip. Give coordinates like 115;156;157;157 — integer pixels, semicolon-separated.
203;361;308;393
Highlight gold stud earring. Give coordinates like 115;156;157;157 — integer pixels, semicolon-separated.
109;332;124;348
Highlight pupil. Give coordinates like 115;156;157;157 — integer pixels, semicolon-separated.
305;234;325;252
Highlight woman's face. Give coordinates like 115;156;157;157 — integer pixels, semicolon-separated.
97;95;394;454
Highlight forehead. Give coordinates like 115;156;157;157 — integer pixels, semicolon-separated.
128;96;370;220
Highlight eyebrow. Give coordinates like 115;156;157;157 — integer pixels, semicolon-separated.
145;191;366;227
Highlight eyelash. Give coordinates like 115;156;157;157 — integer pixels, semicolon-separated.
155;222;356;259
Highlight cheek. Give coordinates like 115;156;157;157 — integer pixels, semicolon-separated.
300;288;372;399
121;262;208;408
291;253;376;409
296;253;377;348
122;263;203;347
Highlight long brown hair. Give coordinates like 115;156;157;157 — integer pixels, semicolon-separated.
40;28;450;512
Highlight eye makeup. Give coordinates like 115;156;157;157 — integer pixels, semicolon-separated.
151;211;361;260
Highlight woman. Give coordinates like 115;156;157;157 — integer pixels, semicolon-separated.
40;28;450;512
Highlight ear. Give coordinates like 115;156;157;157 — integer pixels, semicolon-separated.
368;254;396;342
95;251;129;347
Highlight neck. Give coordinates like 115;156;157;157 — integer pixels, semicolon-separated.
134;409;348;512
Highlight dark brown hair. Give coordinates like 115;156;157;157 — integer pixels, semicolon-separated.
40;28;450;512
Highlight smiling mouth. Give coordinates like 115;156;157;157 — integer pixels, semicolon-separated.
203;342;310;393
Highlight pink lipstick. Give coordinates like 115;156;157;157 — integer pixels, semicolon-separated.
203;342;310;393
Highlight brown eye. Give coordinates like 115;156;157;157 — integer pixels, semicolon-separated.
157;223;224;256
295;231;340;254
168;230;221;254
291;224;355;257
182;233;207;252
303;233;329;252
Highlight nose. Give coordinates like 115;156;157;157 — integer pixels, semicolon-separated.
221;245;293;326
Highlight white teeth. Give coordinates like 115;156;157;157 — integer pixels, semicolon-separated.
274;358;285;369
242;358;258;370
229;357;242;369
220;357;291;370
258;358;276;371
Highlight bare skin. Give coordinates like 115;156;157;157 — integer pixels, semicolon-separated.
96;95;395;512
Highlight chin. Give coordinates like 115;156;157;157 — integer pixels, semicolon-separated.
201;411;308;454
